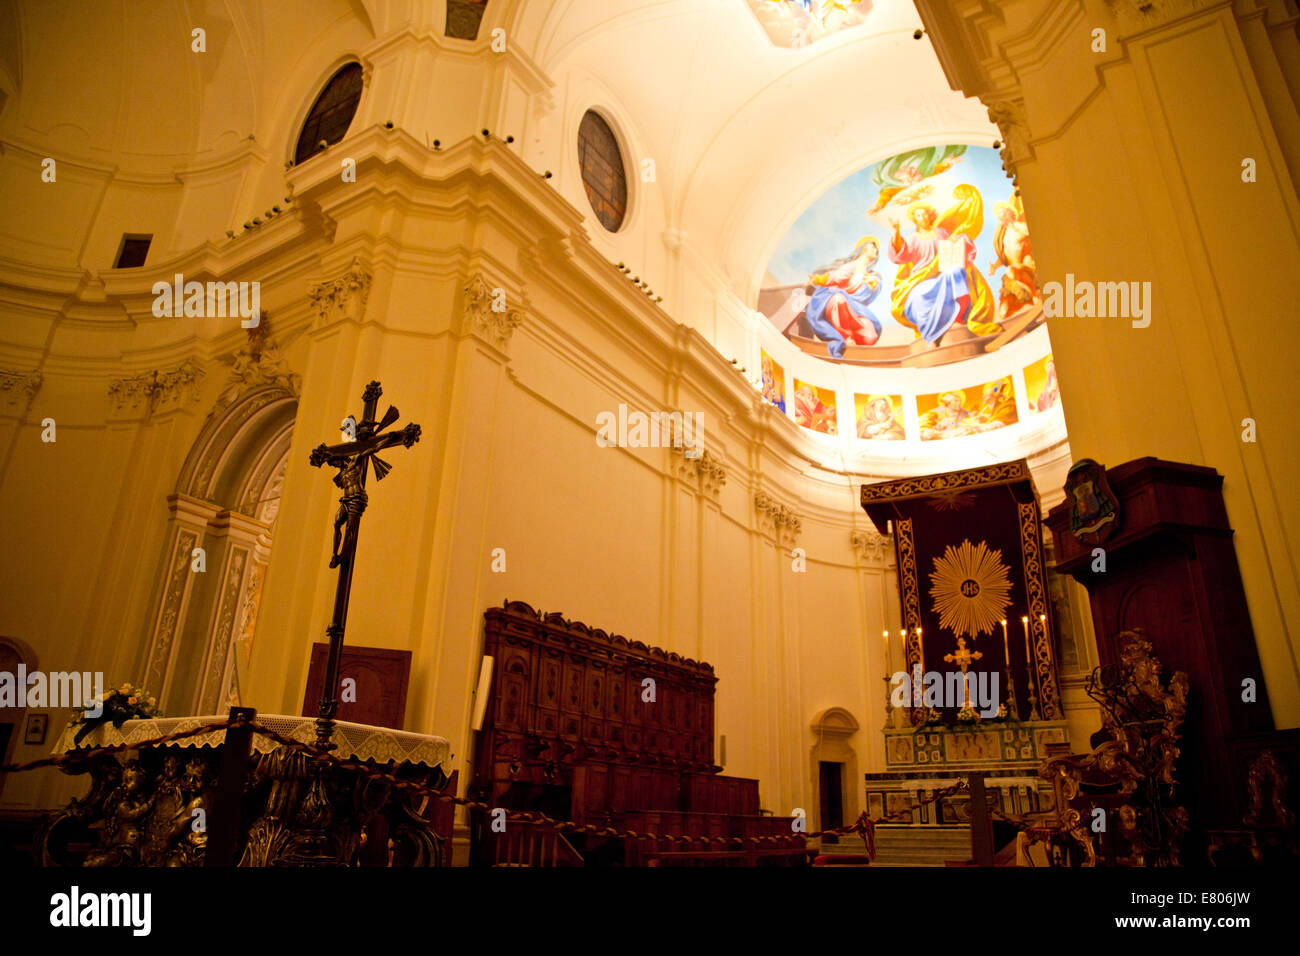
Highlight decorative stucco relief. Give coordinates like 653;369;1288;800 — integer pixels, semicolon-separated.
463;274;524;351
850;527;893;566
755;490;802;547
309;256;372;327
109;361;204;417
670;443;727;499
0;369;42;415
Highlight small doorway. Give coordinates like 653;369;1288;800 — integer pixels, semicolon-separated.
819;760;844;832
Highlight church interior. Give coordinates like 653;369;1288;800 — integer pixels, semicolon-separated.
1;0;1299;877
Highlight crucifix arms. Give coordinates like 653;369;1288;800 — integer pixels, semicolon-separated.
309;420;421;471
944;636;983;669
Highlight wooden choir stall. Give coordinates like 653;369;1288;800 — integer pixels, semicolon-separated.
469;601;810;866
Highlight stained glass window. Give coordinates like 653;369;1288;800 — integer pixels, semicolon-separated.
294;63;364;166
578;110;628;233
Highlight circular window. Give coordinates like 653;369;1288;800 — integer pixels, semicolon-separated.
294;63;364;165
577;110;628;232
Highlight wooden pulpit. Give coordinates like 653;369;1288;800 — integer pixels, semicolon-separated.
1045;457;1275;830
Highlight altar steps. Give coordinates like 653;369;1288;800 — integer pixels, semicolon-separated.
817;827;972;866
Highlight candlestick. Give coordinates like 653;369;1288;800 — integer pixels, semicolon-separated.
1001;619;1019;720
914;625;927;725
900;628;912;700
1039;613;1053;719
1022;615;1040;720
882;670;895;731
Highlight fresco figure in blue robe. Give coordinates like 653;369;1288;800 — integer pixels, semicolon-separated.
804;236;883;358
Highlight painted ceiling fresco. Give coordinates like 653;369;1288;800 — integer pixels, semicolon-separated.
746;0;873;48
758;144;1042;369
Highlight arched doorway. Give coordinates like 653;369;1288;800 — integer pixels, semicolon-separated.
139;377;297;715
810;707;861;837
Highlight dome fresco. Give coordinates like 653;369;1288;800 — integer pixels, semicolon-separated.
758;144;1041;369
755;145;1058;447
745;0;874;48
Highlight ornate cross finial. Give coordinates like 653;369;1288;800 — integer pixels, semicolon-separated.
944;637;984;716
308;380;420;747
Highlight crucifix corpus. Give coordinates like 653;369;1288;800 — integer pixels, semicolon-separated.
308;380;421;748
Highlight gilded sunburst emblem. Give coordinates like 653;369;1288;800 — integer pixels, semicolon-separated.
929;489;976;512
928;539;1012;640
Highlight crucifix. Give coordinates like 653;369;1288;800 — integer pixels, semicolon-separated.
944;636;983;713
308;380;421;748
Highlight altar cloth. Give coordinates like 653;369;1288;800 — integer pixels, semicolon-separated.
52;713;452;771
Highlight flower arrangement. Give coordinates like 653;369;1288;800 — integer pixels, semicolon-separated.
70;682;162;745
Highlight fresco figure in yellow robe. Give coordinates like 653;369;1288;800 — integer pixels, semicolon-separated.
971;377;1017;431
887;185;999;344
918;391;972;441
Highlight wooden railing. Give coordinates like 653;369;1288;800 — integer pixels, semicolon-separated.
488;819;584;867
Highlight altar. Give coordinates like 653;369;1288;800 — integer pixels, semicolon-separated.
860;461;1068;844
866;720;1067;829
41;713;455;867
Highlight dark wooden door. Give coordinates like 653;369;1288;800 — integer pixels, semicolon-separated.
819;761;843;831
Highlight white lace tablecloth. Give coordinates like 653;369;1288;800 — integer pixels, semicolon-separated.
51;713;452;771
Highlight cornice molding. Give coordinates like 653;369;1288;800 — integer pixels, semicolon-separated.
1100;0;1223;34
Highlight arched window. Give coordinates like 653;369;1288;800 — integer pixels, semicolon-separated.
294;63;364;165
577;110;628;232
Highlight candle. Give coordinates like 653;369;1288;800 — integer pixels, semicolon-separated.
916;625;924;671
882;630;890;674
1022;615;1040;720
1001;618;1018;720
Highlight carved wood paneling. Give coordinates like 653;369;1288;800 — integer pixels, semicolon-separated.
473;601;761;826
